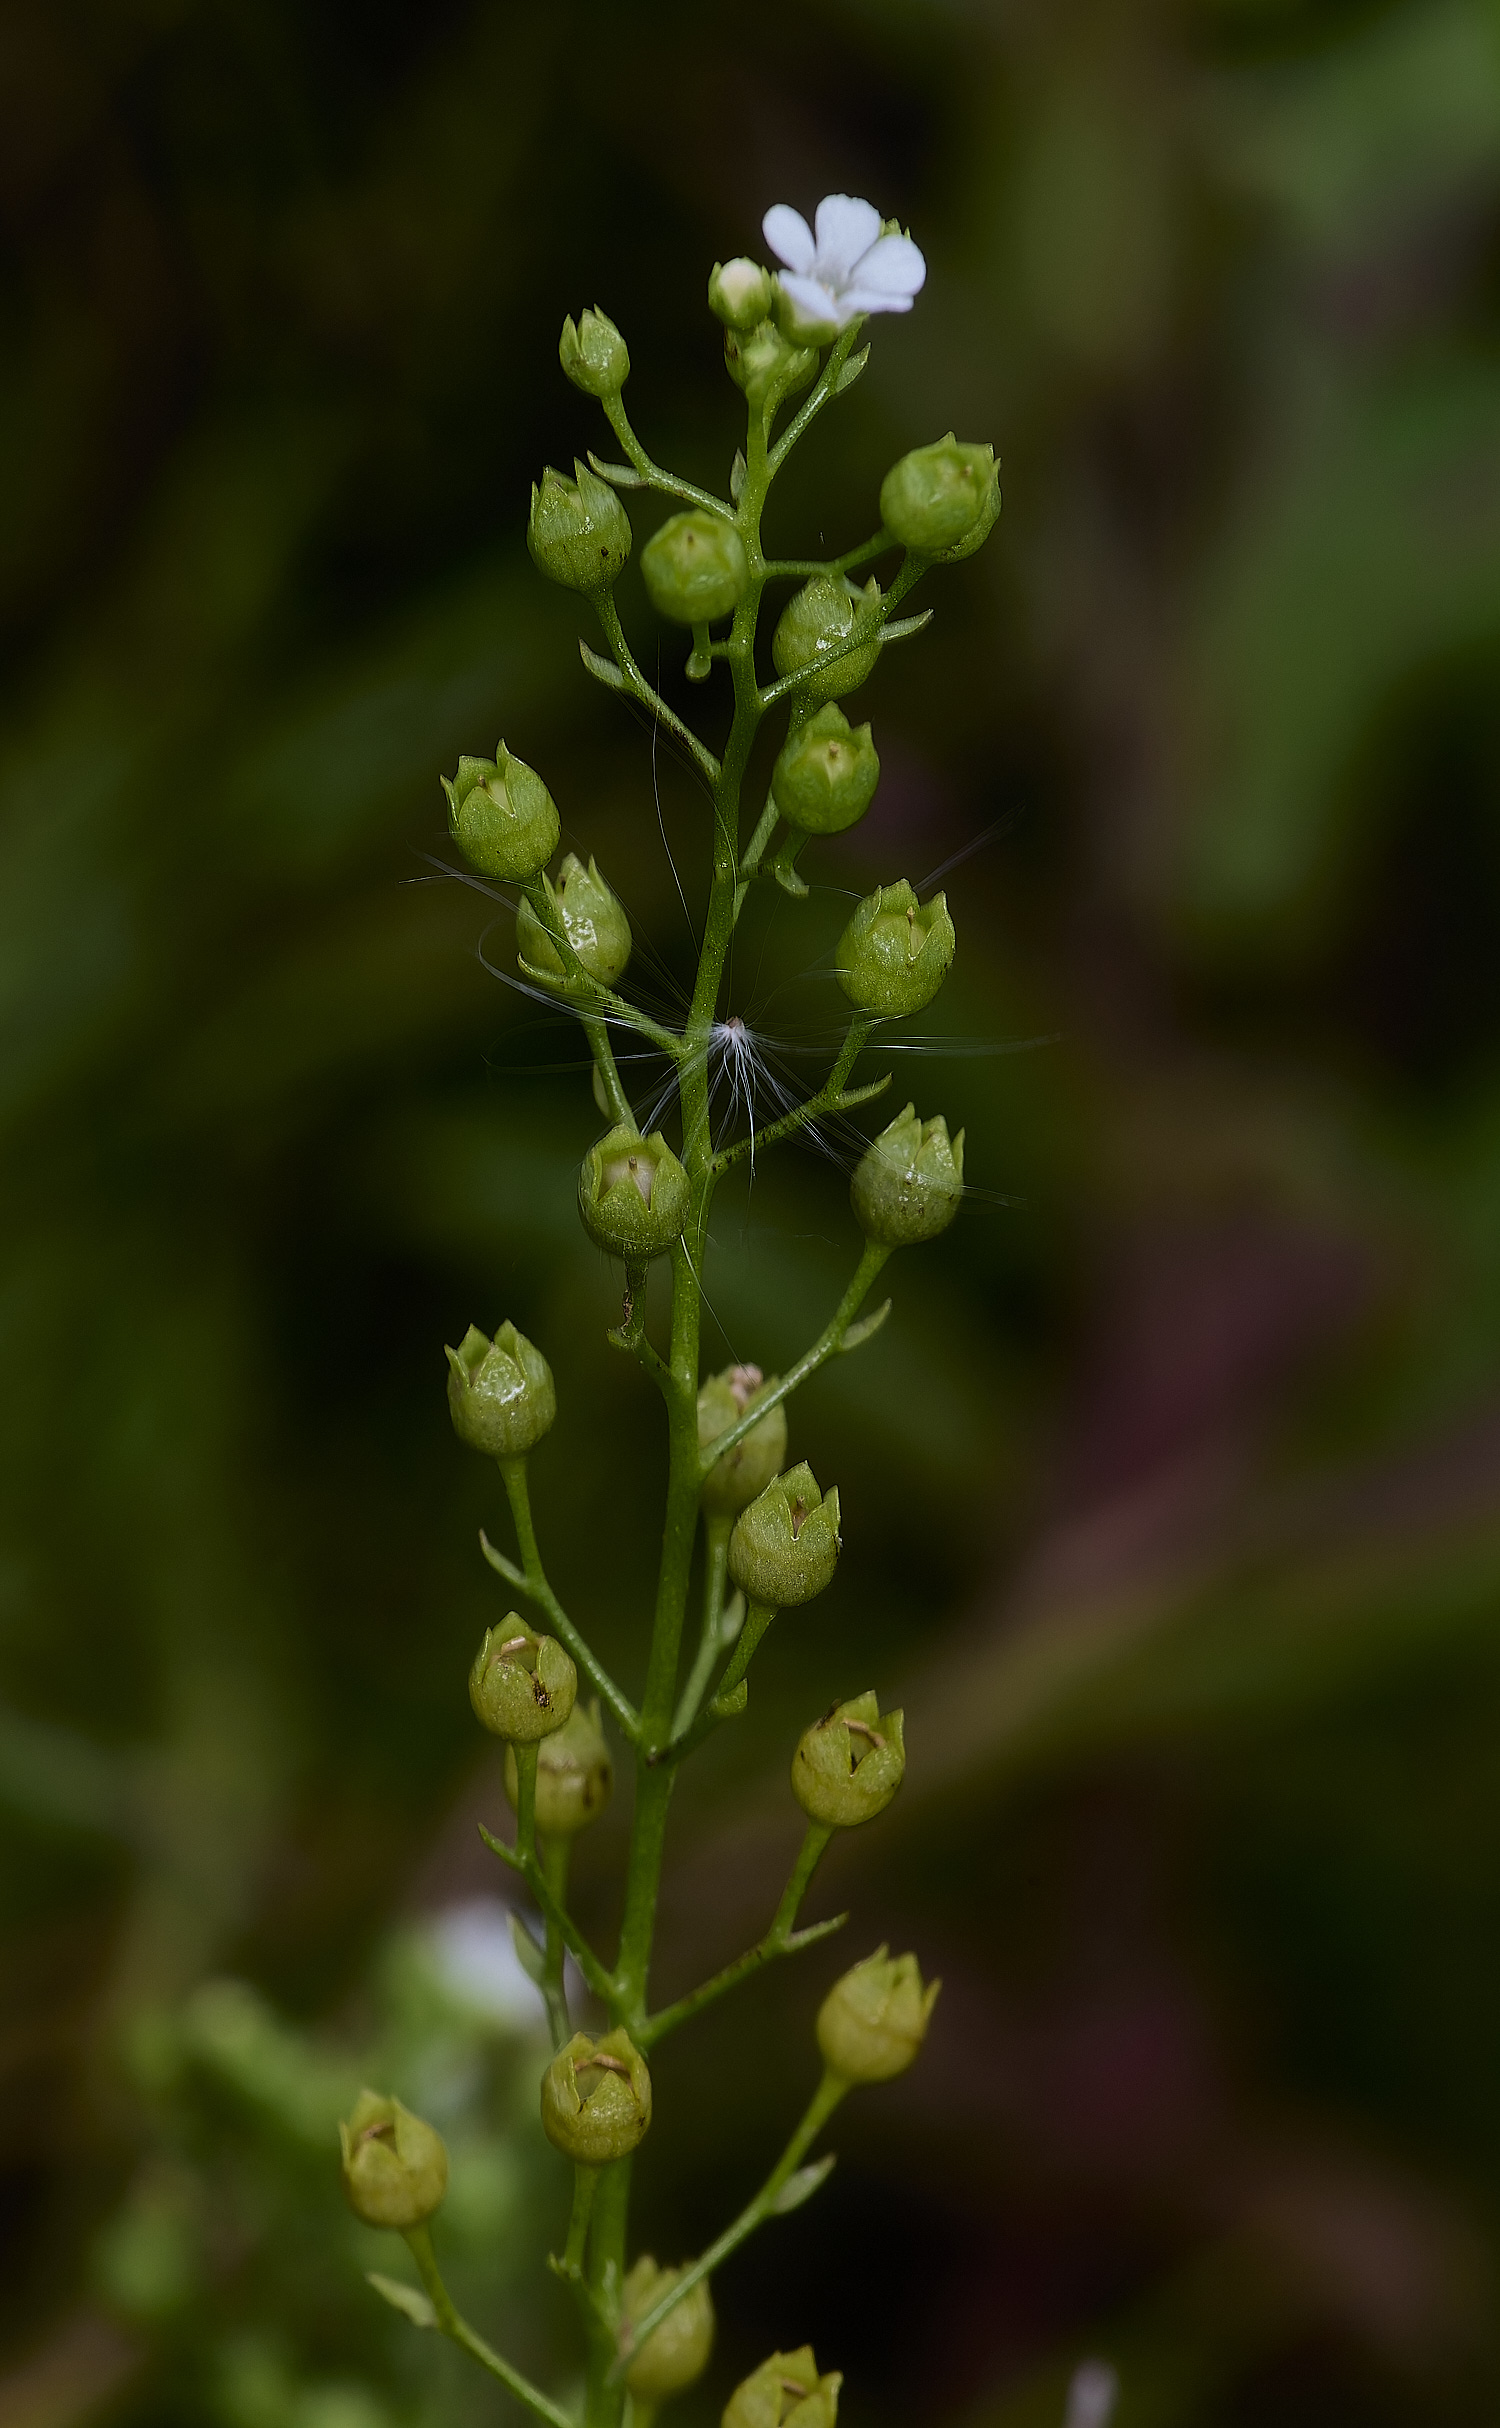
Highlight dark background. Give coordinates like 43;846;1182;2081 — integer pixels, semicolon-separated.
4;2;1500;2424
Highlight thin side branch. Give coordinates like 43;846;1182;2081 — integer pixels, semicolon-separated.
404;2225;575;2428
600;395;734;520
496;1461;640;1742
592;595;721;786
480;1824;622;2017
638;1824;840;2047
692;1236;893;1483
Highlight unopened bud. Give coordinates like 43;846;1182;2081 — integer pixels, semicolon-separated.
728;1462;840;1607
528;461;632;593
698;1364;788;1516
517;854;632;987
541;2027;652;2164
339;2091;448;2230
723;2347;842;2428
623;2255;716;2399
792;1691;905;1829
880;434;997;554
446;1321;556;1458
935;456;1001;562
559;307;629;398
579;1126;691;1260
709;258;775;332
724;318;818;411
469;1621;576;1743
772;706;879;836
816;1946;939;2085
642;510;751;627
850;1105;964;1246
442;742;559;882
771;575;881;705
505;1697;612;1836
835;881;954;1017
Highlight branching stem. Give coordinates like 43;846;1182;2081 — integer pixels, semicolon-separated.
404;2225;575;2428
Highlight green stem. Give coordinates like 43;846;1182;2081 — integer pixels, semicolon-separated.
592;593;720;786
600;395;732;519
404;2224;575;2428
638;1825;839;2047
498;1459;639;1742
564;2165;598;2273
584;2160;631;2428
608;2073;848;2384
542;1834;573;2048
693;1239;892;1480
515;1742;539;1862
479;1824;620;2017
671;1513;732;1738
711;1012;880;1172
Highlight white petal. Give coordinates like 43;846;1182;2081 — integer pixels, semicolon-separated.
777;272;849;337
839;286;915;317
812;193;883;284
763;204;816;276
848;231;926;300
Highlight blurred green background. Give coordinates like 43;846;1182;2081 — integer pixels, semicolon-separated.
4;1;1500;2422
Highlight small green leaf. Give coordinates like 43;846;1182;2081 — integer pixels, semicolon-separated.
839;1300;891;1354
771;2154;836;2215
882;609;934;643
730;450;747;502
833;345;870;395
579;640;626;690
366;2272;436;2329
586;451;648;488
510;1910;547;1986
478;1529;525;1588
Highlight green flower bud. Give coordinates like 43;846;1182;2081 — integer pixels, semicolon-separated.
641;511;751;627
816;1946;939;2086
879;434;997;554
772;705;880;836
728;1462;840;1608
723;2348;842;2428
579;1126;691;1261
469;1621;577;1743
850;1104;965;1247
698;1363;788;1516
933;457;1001;563
559;307;629;398
442;742;560;883
504;1697;612;1837
835;881;955;1017
528;460;632;593
771;575;881;705
709;258;775;331
540;2027;652;2164
517;854;632;986
446;1320;556;1457
792;1691;906;1829
339;2090;448;2230
724;318;818;411
622;2255;716;2400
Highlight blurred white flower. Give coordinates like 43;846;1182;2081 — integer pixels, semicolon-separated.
428;1898;557;2028
1064;2361;1119;2428
762;194;925;336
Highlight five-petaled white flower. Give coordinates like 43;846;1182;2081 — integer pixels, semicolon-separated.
763;193;925;337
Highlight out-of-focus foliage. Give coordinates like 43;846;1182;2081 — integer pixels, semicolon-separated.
2;2;1500;2425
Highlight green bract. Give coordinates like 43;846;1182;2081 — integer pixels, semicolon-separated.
728;1461;841;1607
642;510;750;626
517;854;632;986
850;1104;965;1246
879;433;997;553
445;1320;556;1458
771;574;881;703
579;1125;691;1260
772;705;880;836
622;2256;716;2399
724;317;818;411
559;307;629;398
339;2091;448;2230
528;460;632;592
792;1691;906;1828
723;2348;842;2428
698;1363;788;1515
541;2028;652;2164
816;1946;940;2085
504;1697;611;1837
468;1621;576;1743
442;741;560;882
708;257;774;331
835;881;955;1017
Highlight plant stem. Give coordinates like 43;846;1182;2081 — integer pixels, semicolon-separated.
498;1459;639;1742
671;1512;732;1738
638;1825;839;2048
694;1239;891;1479
404;2224;575;2428
541;1834;572;2048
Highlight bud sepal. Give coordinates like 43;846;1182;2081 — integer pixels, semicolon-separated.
540;2027;652;2164
723;2347;842;2428
880;434;997;554
517;855;632;988
835;881;955;1017
850;1104;965;1246
339;2091;448;2230
504;1697;612;1836
528;460;633;593
699;1363;788;1515
817;1946;939;2085
446;1321;556;1458
579;1126;691;1260
642;511;751;627
792;1691;906;1828
469;1621;577;1743
772;575;881;704
709;258;774;331
443;743;560;882
559;308;629;398
772;705;880;837
728;1462;841;1607
622;2255;715;2399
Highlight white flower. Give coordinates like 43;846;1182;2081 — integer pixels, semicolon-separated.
762;193;926;337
